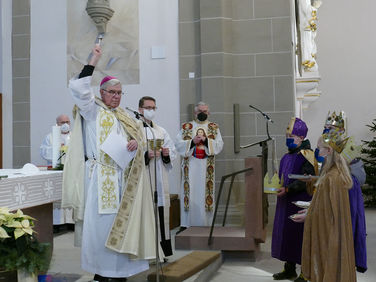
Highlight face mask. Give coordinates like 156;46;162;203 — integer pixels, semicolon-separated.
143;109;156;120
197;112;208;121
286;137;297;149
60;123;70;133
315;148;325;163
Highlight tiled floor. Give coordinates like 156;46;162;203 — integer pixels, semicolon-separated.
48;209;376;281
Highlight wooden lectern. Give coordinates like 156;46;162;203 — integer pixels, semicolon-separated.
175;157;266;252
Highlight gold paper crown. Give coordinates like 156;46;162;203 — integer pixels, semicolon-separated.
322;129;349;153
286;117;295;135
263;172;283;194
324;111;346;130
341;136;362;164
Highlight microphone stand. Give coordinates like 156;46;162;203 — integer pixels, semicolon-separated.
240;105;273;150
127;108;160;282
240;104;273;174
240;105;274;228
142;118;160;282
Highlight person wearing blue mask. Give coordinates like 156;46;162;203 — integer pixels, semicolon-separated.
272;117;317;282
300;132;356;282
321;111;367;273
323;111;366;184
295;111;367;276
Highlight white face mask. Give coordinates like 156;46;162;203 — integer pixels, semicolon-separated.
143;109;156;121
60;123;70;133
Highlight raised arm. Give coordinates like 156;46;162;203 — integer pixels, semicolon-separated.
69;44;103;120
78;44;102;78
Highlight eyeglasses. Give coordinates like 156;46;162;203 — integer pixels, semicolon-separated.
142;106;157;110
103;89;125;97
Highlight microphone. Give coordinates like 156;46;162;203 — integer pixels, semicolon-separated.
249;105;274;123
125;107;144;119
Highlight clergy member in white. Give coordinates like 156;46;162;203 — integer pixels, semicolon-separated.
138;96;177;257
40;114;74;227
62;44;157;282
40;114;71;165
175;102;224;229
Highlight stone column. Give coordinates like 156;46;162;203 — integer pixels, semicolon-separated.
12;0;31;167
179;0;294;225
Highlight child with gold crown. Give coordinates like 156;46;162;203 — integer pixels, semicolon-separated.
321;111;367;273
299;129;356;282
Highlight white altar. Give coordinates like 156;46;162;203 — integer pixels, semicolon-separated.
0;168;63;247
0;169;62;210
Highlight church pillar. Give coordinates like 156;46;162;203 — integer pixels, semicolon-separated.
12;0;31;167
179;0;295;225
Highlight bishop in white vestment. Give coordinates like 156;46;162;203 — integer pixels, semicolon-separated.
175;102;224;227
62;45;157;281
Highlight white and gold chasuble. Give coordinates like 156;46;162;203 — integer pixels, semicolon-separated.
97;108;121;214
95;98;158;259
64;75;159;278
175;120;224;227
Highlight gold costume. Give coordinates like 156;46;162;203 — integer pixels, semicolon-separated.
302;167;356;282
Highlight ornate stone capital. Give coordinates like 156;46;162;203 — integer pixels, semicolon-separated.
86;0;114;34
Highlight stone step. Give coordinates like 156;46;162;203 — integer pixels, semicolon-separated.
147;251;221;282
175;226;258;251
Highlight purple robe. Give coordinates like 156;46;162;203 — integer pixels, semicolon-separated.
271;151;313;264
349;175;367;271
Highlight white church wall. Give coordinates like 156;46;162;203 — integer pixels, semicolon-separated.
29;0;181;193
0;0;13;168
131;0;181;193
30;0;72;167
303;0;376;146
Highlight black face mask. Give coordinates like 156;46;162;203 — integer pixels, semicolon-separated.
197;112;208;121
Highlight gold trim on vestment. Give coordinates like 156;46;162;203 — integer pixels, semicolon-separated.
94;98;146;255
205;156;215;211
97;109;118;213
181;121;218;212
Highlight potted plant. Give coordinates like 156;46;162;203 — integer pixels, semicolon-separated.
0;207;50;281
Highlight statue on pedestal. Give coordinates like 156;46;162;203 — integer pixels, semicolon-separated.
295;0;322;76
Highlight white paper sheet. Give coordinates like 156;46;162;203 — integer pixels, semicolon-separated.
288;174;319;180
292;201;311;209
52;125;61;168
100;129;136;170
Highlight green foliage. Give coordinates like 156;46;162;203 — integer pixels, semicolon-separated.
362;118;376;207
0;208;50;274
0;233;50;274
52;163;64;170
